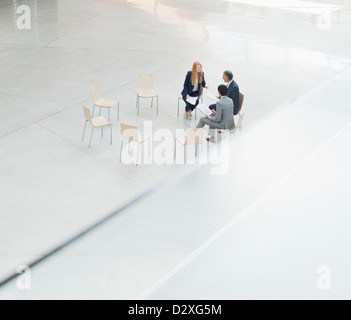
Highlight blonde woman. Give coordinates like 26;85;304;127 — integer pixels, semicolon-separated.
181;62;208;119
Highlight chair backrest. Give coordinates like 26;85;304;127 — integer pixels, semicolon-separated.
138;74;154;90
83;106;92;123
238;92;244;114
120;123;141;142
91;83;102;103
185;128;205;145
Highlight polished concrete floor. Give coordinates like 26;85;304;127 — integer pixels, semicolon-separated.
0;0;351;299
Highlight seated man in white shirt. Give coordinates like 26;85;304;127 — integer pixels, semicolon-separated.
196;85;235;143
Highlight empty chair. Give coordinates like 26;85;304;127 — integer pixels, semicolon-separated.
119;123;150;166
91;83;120;121
136;74;159;115
174;128;206;164
82;105;112;148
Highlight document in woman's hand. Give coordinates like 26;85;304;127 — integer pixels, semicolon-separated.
186;96;199;105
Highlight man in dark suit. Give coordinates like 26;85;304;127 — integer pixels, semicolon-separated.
209;70;240;115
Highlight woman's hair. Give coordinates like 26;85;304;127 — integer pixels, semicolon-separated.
191;62;203;86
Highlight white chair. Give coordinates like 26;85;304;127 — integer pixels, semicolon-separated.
91;83;119;121
120;123;150;166
174;128;206;164
136;74;159;115
82;106;112;148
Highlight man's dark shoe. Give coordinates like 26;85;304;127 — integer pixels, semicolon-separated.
206;137;216;143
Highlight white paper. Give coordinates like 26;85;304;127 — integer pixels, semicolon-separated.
186;96;199;105
207;92;219;102
197;103;212;116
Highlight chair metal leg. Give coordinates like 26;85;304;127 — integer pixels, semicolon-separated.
137;96;140;115
177;98;180;117
117;102;120;121
82;121;88;141
110;124;112;145
108;108;111;122
99;108;103;138
184;144;187;164
156;96;159;115
151;97;153;108
174;138;177;160
89;127;95;148
148;138;151;158
92;105;96;118
136;143;140;167
119;140;123;163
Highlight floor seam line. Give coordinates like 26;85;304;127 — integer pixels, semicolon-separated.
137;120;351;300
